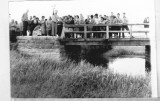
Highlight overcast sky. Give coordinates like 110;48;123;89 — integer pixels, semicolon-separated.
9;0;154;23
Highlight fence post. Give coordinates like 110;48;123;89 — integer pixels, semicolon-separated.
130;25;133;38
63;23;66;38
120;26;123;38
106;25;109;39
84;25;87;39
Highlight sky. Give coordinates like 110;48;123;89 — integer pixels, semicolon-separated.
9;0;154;23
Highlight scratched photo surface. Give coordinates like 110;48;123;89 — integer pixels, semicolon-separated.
9;0;154;98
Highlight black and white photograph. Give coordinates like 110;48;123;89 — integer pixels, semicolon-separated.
9;0;157;98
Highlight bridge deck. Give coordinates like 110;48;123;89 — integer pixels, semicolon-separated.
59;38;150;46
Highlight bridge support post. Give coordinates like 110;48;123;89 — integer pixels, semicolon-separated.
145;45;151;72
106;25;109;39
84;25;87;39
130;25;133;38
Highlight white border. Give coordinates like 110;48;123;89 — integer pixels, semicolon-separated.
0;0;159;100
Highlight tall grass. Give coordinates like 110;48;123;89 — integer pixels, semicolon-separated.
11;50;151;98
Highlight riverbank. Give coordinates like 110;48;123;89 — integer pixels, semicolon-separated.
10;43;151;98
103;46;145;58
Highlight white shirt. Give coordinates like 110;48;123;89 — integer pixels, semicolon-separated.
94;18;100;24
117;17;122;24
52;14;59;22
122;17;128;24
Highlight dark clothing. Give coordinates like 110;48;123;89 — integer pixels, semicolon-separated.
110;26;119;38
122;25;129;31
57;21;63;36
85;19;90;24
27;20;32;31
122;25;130;38
52;22;57;36
144;18;149;28
46;20;52;36
70;20;74;24
33;20;39;30
9;22;18;42
30;20;34;36
22;21;28;36
10;30;17;42
47;29;52;36
27;20;32;36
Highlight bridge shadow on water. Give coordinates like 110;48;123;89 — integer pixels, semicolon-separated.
60;45;151;73
60;45;112;68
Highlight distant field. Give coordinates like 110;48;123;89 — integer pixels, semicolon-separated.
10;43;151;98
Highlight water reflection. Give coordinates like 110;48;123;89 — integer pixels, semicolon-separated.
108;58;146;76
62;45;110;67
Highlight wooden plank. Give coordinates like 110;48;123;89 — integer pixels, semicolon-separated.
65;31;84;33
109;31;149;33
60;38;149;41
64;31;149;33
132;31;149;33
61;39;150;46
86;31;106;33
64;23;150;27
108;40;150;46
60;38;105;42
109;38;150;41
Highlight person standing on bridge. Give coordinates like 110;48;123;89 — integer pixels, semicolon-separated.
40;16;46;36
144;17;149;28
93;13;100;38
57;17;63;37
52;5;59;36
27;16;33;36
9;19;16;42
116;13;123;38
21;10;29;36
122;12;134;38
88;15;95;38
46;16;52;36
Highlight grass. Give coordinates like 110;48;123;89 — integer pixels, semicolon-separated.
10;48;151;98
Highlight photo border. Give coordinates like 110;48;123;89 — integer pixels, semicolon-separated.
0;0;159;100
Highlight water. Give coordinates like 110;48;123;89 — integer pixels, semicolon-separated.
59;46;147;77
108;57;146;76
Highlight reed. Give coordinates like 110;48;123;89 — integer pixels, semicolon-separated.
11;50;151;98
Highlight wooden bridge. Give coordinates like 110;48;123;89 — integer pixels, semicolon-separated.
59;23;150;46
59;23;151;71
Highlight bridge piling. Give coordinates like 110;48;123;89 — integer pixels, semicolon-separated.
145;45;151;72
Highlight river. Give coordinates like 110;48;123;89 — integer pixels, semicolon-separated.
22;45;147;77
58;46;147;77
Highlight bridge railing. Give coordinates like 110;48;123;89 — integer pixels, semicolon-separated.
63;23;149;39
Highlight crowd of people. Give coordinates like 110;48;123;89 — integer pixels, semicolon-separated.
9;6;149;42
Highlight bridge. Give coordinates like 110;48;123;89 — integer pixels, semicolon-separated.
59;23;150;46
59;23;151;71
16;23;151;71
